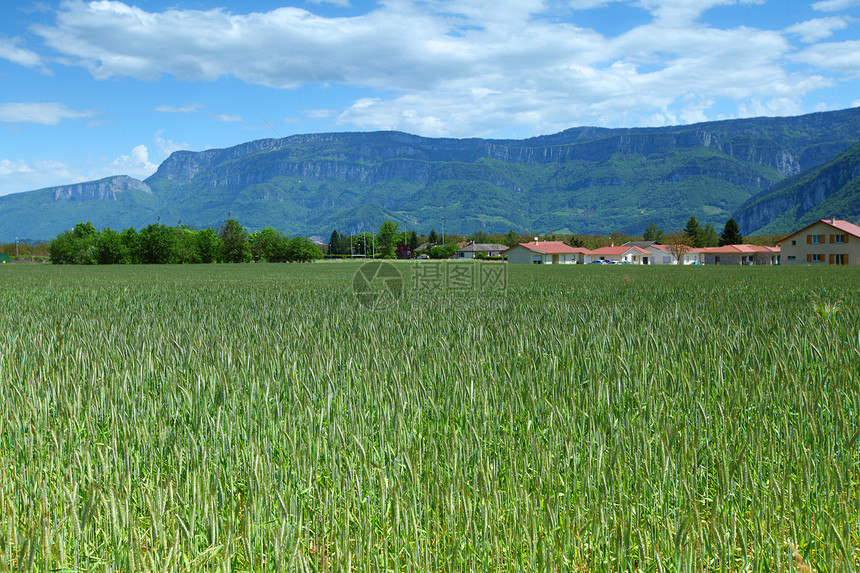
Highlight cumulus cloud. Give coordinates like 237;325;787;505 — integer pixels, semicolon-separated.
0;102;97;125
20;0;857;136
113;144;156;173
154;131;189;159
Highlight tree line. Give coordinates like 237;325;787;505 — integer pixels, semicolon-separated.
30;215;766;265
48;219;322;265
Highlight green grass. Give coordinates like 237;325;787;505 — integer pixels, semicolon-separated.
1;263;858;571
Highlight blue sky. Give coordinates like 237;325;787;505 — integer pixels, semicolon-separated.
1;0;859;196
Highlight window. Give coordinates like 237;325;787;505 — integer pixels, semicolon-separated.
835;234;845;244
787;256;796;260
715;256;721;264
663;256;672;264
811;254;823;262
532;255;543;264
835;254;847;265
791;240;796;246
810;235;823;244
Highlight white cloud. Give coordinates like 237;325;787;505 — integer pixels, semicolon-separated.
307;0;351;6
794;40;860;77
785;17;851;43
302;109;338;119
20;0;857;137
0;102;97;125
103;144;157;179
0;36;46;69
154;103;203;113
154;131;189;159
0;158;77;196
0;159;33;176
812;0;860;12
568;0;623;9
212;113;243;122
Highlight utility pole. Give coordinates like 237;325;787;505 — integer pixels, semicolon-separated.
15;237;19;258
441;217;445;246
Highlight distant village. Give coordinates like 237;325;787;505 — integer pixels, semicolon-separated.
329;216;859;267
1;216;857;266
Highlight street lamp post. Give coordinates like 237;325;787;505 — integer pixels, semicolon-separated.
441;217;445;246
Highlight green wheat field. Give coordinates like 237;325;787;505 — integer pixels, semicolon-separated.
1;263;858;571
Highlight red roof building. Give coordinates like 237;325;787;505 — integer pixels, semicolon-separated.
504;241;585;264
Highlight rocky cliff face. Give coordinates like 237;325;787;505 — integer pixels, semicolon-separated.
734;142;860;233
49;175;152;202
148;122;812;194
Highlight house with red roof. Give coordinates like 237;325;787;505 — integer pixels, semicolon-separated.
700;244;780;265
777;218;860;265
503;240;586;264
587;245;652;264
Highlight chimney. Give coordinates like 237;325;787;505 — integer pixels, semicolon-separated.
534;236;539;244
831;217;836;224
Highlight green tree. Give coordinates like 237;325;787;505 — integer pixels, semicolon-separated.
176;228;203;264
286;237;323;262
429;243;457;259
643;222;665;243
139;223;180;264
195;228;221;263
719;218;743;246
376;221;400;258
428;229;438;245
328;229;349;255
683;217;705;248
504;230;520;248
94;227;126;264
48;230;76;264
354;232;374;256
50;222;98;264
472;230;490;244
567;235;585;248
256;227;291;262
701;224;719;247
121;228;142;264
408;230;419;250
219;219;251;263
610;231;632;246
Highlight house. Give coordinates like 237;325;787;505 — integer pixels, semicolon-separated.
777;218;860;265
586;245;651;264
622;241;663;265
503;241;582;264
455;242;509;259
646;244;679;265
700;244;780;265
623;242;693;265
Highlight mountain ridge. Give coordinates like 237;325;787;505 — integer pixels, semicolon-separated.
3;107;860;242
